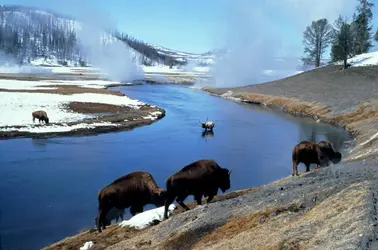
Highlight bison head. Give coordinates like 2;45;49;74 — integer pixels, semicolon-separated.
218;168;231;193
152;189;167;207
331;152;342;164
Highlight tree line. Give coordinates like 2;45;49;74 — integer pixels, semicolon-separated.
301;0;376;69
0;5;183;66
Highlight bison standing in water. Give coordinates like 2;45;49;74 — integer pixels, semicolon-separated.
292;140;342;176
32;110;49;124
163;159;231;219
95;171;167;232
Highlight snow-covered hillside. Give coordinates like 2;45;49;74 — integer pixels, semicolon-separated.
148;44;215;66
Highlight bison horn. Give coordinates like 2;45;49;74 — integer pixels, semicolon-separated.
228;169;232;175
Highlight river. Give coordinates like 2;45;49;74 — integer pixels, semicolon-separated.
0;84;352;250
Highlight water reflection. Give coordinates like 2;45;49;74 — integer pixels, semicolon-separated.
201;130;214;138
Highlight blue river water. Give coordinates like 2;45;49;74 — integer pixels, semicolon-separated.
0;85;352;249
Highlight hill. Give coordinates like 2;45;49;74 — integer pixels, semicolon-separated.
0;5;215;69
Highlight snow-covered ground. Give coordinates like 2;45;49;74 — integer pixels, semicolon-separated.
119;204;176;230
345;51;378;67
0;79;145;133
80;241;94;250
0;79;130;90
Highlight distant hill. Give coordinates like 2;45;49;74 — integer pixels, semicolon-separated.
0;5;215;68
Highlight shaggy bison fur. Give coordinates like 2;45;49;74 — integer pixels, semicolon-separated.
292;140;342;176
163;159;231;219
95;171;166;232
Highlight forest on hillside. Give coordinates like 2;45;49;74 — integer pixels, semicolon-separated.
0;5;186;66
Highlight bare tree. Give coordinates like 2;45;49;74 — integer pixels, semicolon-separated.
302;18;333;67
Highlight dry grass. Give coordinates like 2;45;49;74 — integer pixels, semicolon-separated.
228;91;378;161
238;92;330;119
172;187;262;215
68;102;132;114
42;225;143;250
191;182;369;250
0;85;124;96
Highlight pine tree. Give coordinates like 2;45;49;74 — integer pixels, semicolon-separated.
301;18;333;67
331;18;353;69
352;0;374;55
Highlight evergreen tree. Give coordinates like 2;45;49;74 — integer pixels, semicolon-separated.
352;0;374;55
301;18;333;67
331;18;353;69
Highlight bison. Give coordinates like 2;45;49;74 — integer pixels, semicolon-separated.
199;118;215;132
163;159;231;219
292;140;342;176
32;110;49;124
95;171;167;232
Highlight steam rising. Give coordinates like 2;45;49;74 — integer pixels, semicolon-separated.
76;25;144;82
209;0;355;88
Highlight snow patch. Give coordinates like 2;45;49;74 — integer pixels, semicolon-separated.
360;132;378;146
347;51;378;67
119;204;176;230
221;90;242;102
0;91;143;127
80;241;94;250
0;122;119;133
142;111;163;121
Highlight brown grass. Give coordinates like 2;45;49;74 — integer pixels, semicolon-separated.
68;102;132;114
198;203;305;247
172;187;262;215
226;91;378;161
0;73;104;81
238;92;330;119
0;85;124;96
191;182;368;250
42;225;143;250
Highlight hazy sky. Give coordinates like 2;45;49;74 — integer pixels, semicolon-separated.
2;0;378;54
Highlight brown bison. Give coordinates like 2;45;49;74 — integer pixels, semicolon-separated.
95;171;167;232
163;159;231;219
32;110;49;124
292;140;342;176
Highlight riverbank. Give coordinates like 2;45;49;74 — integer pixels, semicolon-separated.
0;75;165;139
41;64;378;250
206;65;378;162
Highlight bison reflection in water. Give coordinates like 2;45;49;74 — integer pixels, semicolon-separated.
163;159;231;219
202;130;214;138
292;140;342;176
95;171;167;232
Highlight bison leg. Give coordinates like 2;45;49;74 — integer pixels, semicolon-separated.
130;205;143;216
194;193;202;205
305;164;310;172
292;162;299;176
176;194;190;211
164;194;176;219
32;117;35;123
97;207;111;233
